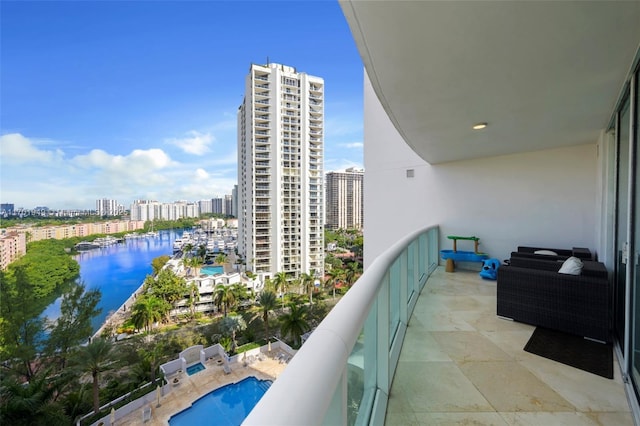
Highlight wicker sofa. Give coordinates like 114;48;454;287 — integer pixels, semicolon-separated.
497;248;610;342
510;246;593;262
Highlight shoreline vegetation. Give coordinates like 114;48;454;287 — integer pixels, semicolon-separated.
0;220;363;425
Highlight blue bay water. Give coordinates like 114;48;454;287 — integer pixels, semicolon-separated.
42;229;183;332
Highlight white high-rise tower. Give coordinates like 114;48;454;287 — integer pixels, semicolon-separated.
238;63;324;280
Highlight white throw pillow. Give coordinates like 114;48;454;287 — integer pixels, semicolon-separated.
534;250;558;256
558;256;583;275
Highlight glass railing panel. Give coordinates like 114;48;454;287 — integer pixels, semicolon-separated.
323;376;345;426
428;227;439;273
389;259;400;348
244;226;439;426
347;327;365;425
419;232;427;275
407;241;416;303
363;297;378;407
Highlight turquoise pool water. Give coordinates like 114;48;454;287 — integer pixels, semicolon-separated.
186;362;205;376
201;265;223;276
169;376;272;426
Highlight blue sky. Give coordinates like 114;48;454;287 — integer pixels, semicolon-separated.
0;1;363;210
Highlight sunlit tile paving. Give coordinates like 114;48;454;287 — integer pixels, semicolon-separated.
386;268;633;425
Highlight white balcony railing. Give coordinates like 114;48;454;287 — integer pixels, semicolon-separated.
244;225;439;425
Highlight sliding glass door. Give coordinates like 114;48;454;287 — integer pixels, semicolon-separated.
615;98;631;353
629;69;640;391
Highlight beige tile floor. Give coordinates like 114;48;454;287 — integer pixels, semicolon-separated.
386;267;634;426
116;354;288;425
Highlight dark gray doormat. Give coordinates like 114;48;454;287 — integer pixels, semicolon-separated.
524;327;613;379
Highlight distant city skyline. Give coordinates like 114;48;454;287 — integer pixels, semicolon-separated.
0;1;363;210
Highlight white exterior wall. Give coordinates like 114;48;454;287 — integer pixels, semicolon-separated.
300;72;325;276
363;72;599;267
199;199;213;214
130;200;199;221
96;199;121;216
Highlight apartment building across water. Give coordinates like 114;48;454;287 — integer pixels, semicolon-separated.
325;167;364;230
237;63;324;280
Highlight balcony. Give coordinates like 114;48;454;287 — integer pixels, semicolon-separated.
246;226;632;425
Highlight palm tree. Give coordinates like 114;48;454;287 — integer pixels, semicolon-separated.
325;268;344;299
219;315;247;354
193;255;204;277
72;338;115;414
188;282;200;320
215;252;228;266
0;369;70;425
258;290;278;338
131;295;167;334
133;342;165;384
345;262;362;287
230;283;249;305
182;256;200;278
182;242;194;257
272;271;289;309
213;284;236;317
280;303;310;348
300;271;316;304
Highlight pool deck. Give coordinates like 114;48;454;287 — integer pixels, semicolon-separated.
117;353;289;425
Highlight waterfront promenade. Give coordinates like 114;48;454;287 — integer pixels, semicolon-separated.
92;283;145;340
91;250;239;340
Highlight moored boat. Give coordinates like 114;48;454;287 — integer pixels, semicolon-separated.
75;241;100;250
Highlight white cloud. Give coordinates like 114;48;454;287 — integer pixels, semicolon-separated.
340;142;363;149
0;134;234;209
1;129;360;210
57;148;175;207
194;168;209;180
166;130;213;155
71;148;173;178
0;133;65;165
324;158;364;173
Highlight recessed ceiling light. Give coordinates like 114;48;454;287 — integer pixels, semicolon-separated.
473;122;488;130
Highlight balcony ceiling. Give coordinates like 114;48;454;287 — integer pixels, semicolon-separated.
340;1;640;164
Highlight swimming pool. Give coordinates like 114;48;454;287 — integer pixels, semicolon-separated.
200;265;223;276
186;362;205;376
169;376;272;426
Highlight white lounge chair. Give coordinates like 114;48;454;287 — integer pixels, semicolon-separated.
142;406;152;422
223;363;231;374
